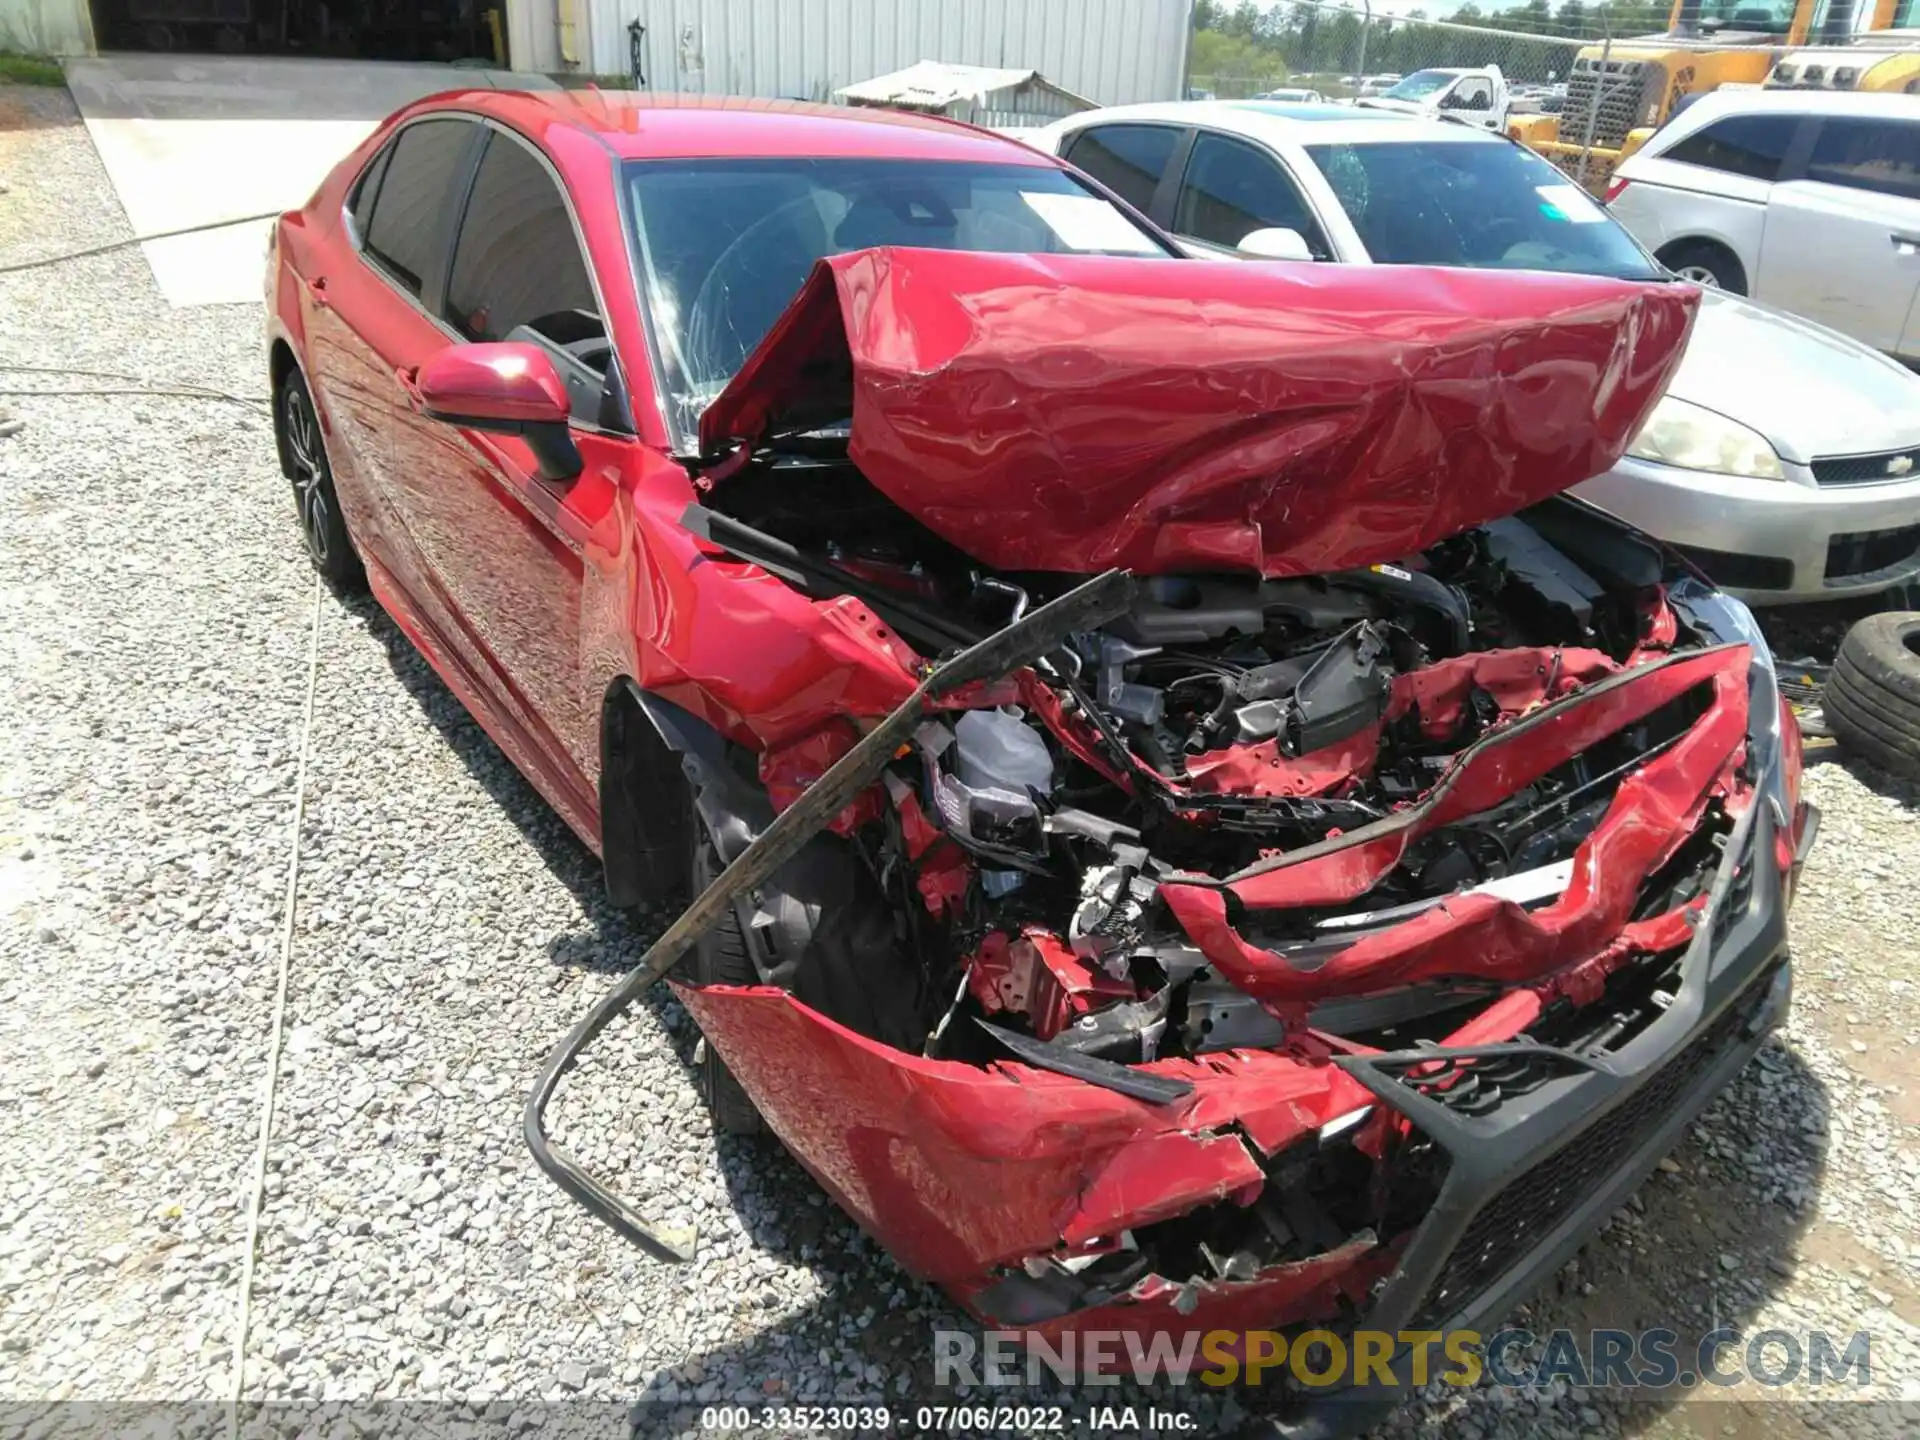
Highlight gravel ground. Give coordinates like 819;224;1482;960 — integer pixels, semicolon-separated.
3;80;1918;1440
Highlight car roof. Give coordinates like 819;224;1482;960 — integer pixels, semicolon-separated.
424;88;1061;165
1051;99;1508;148
1670;87;1920;123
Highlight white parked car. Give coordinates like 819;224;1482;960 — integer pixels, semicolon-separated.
1036;101;1920;603
1354;65;1510;130
1254;86;1325;103
1606;89;1920;363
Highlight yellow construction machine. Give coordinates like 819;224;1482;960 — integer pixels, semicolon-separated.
1764;0;1920;91
1510;0;1820;191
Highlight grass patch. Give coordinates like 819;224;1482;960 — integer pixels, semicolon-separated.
0;52;65;87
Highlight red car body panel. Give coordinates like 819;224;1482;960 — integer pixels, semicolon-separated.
268;92;1780;1354
1160;644;1751;1006
700;247;1696;576
676;982;1379;1283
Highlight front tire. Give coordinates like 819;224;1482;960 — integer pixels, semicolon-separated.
686;831;766;1136
1659;239;1748;295
277;369;365;593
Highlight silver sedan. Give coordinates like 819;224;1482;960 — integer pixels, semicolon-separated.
1577;288;1920;602
1032;102;1920;603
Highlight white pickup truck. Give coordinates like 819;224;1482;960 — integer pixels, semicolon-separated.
1353;66;1510;130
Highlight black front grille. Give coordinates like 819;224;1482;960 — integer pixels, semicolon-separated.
1812;449;1920;486
1674;544;1794;592
1410;981;1765;1328
1564;60;1657;151
1379;1048;1590;1119
1825;524;1920;581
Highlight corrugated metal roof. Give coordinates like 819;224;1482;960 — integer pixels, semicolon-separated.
836;60;1075;110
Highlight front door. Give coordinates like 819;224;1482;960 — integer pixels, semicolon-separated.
385;123;612;792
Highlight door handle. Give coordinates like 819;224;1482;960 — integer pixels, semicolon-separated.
394;364;423;409
1892;234;1920;256
305;275;330;308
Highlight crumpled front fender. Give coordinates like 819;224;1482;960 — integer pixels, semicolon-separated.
676;984;1374;1287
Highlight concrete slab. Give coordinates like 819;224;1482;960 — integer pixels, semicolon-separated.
64;53;556;307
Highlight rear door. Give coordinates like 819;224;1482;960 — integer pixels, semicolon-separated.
385;122;613;780
1759;113;1920;357
1058;122;1187;225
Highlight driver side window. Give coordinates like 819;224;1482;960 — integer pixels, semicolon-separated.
1450;79;1492;111
445;129;610;424
1173;132;1330;258
447;131;599;350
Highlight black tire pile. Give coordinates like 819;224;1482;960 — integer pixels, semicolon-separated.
1824;611;1920;780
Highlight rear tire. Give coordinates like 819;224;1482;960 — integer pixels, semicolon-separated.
1825;611;1920;778
1659;239;1748;295
686;831;766;1136
277;369;366;593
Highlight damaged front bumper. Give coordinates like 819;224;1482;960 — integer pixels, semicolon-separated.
678;790;1791;1386
1256;796;1794;1438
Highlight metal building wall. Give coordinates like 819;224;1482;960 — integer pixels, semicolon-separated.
0;0;95;56
582;0;1193;106
510;0;565;72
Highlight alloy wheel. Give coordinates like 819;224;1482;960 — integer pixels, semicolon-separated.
283;387;331;567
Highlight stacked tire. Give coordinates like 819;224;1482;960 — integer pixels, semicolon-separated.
1824;612;1920;780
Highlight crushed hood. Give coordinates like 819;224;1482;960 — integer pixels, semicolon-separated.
699;248;1697;577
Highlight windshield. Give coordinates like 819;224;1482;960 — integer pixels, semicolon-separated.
625;157;1172;444
1694;0;1797;32
1305;139;1664;280
1381;70;1453;101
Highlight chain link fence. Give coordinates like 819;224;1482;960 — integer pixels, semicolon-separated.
1188;0;1805;192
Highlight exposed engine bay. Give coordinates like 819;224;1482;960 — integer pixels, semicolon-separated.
694;450;1746;1072
658;442;1769;1319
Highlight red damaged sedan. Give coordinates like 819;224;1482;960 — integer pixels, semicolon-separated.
266;91;1812;1421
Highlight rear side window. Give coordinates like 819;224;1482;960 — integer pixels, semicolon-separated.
1661;113;1798;181
362;118;474;297
446;131;601;353
1806;117;1920;200
348;146;391;240
1063;124;1181;212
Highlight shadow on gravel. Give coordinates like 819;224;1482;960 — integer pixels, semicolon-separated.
1518;1042;1833;1439
343;590;716;1083
343;593;646;964
0;84;76;132
339;590;1845;1440
1755;595;1894;671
